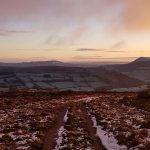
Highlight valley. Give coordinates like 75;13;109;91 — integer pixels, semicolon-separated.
0;64;143;91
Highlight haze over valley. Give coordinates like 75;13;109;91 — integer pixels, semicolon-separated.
0;58;148;92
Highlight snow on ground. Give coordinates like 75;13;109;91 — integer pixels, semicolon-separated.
75;96;99;102
54;106;95;150
86;95;150;149
0;95;66;150
54;110;69;150
63;110;69;123
88;112;127;150
0;92;150;149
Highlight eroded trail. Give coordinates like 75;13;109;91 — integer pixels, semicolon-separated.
81;104;106;150
53;102;104;150
43;108;67;150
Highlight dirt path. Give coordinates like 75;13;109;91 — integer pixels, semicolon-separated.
81;104;106;150
42;108;67;150
43;101;105;150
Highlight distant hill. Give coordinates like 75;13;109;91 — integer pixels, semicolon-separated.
0;60;71;67
133;57;150;63
122;57;150;71
105;57;150;83
0;60;125;68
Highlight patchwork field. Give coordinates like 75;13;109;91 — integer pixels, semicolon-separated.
0;73;109;91
0;65;143;92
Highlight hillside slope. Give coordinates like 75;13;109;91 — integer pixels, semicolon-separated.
105;57;150;83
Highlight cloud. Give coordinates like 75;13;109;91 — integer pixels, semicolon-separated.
72;55;102;60
76;48;126;53
0;29;32;36
0;0;149;32
0;0;48;20
71;25;88;40
45;25;88;45
121;0;150;32
108;0;150;32
106;50;126;53
0;0;121;29
111;40;126;49
76;48;106;51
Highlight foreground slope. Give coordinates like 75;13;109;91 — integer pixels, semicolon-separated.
0;91;150;150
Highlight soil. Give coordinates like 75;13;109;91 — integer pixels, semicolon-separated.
43;102;105;150
43;108;67;150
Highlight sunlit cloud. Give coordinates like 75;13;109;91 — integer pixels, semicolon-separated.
76;48;126;53
15;48;59;51
121;0;150;32
72;55;102;60
76;48;106;52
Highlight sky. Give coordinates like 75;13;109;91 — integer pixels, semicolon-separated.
0;0;150;63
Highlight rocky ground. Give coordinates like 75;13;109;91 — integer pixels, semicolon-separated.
0;91;150;150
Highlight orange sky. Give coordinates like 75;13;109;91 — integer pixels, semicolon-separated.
0;0;150;62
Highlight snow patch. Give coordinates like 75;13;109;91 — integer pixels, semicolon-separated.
89;112;127;150
63;110;69;123
54;110;69;150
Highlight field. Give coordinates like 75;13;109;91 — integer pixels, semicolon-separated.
0;90;150;150
0;72;109;91
0;66;143;92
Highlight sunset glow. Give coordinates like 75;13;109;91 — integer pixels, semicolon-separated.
0;0;150;62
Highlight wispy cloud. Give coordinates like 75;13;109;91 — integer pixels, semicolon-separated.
76;48;106;52
0;29;32;36
111;40;126;49
76;48;126;53
72;55;102;60
106;50;126;53
15;48;59;51
45;25;88;46
121;0;150;32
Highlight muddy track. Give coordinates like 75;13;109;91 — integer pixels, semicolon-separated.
48;102;105;150
81;104;106;150
43;108;67;150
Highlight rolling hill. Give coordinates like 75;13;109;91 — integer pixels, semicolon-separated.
105;57;150;83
